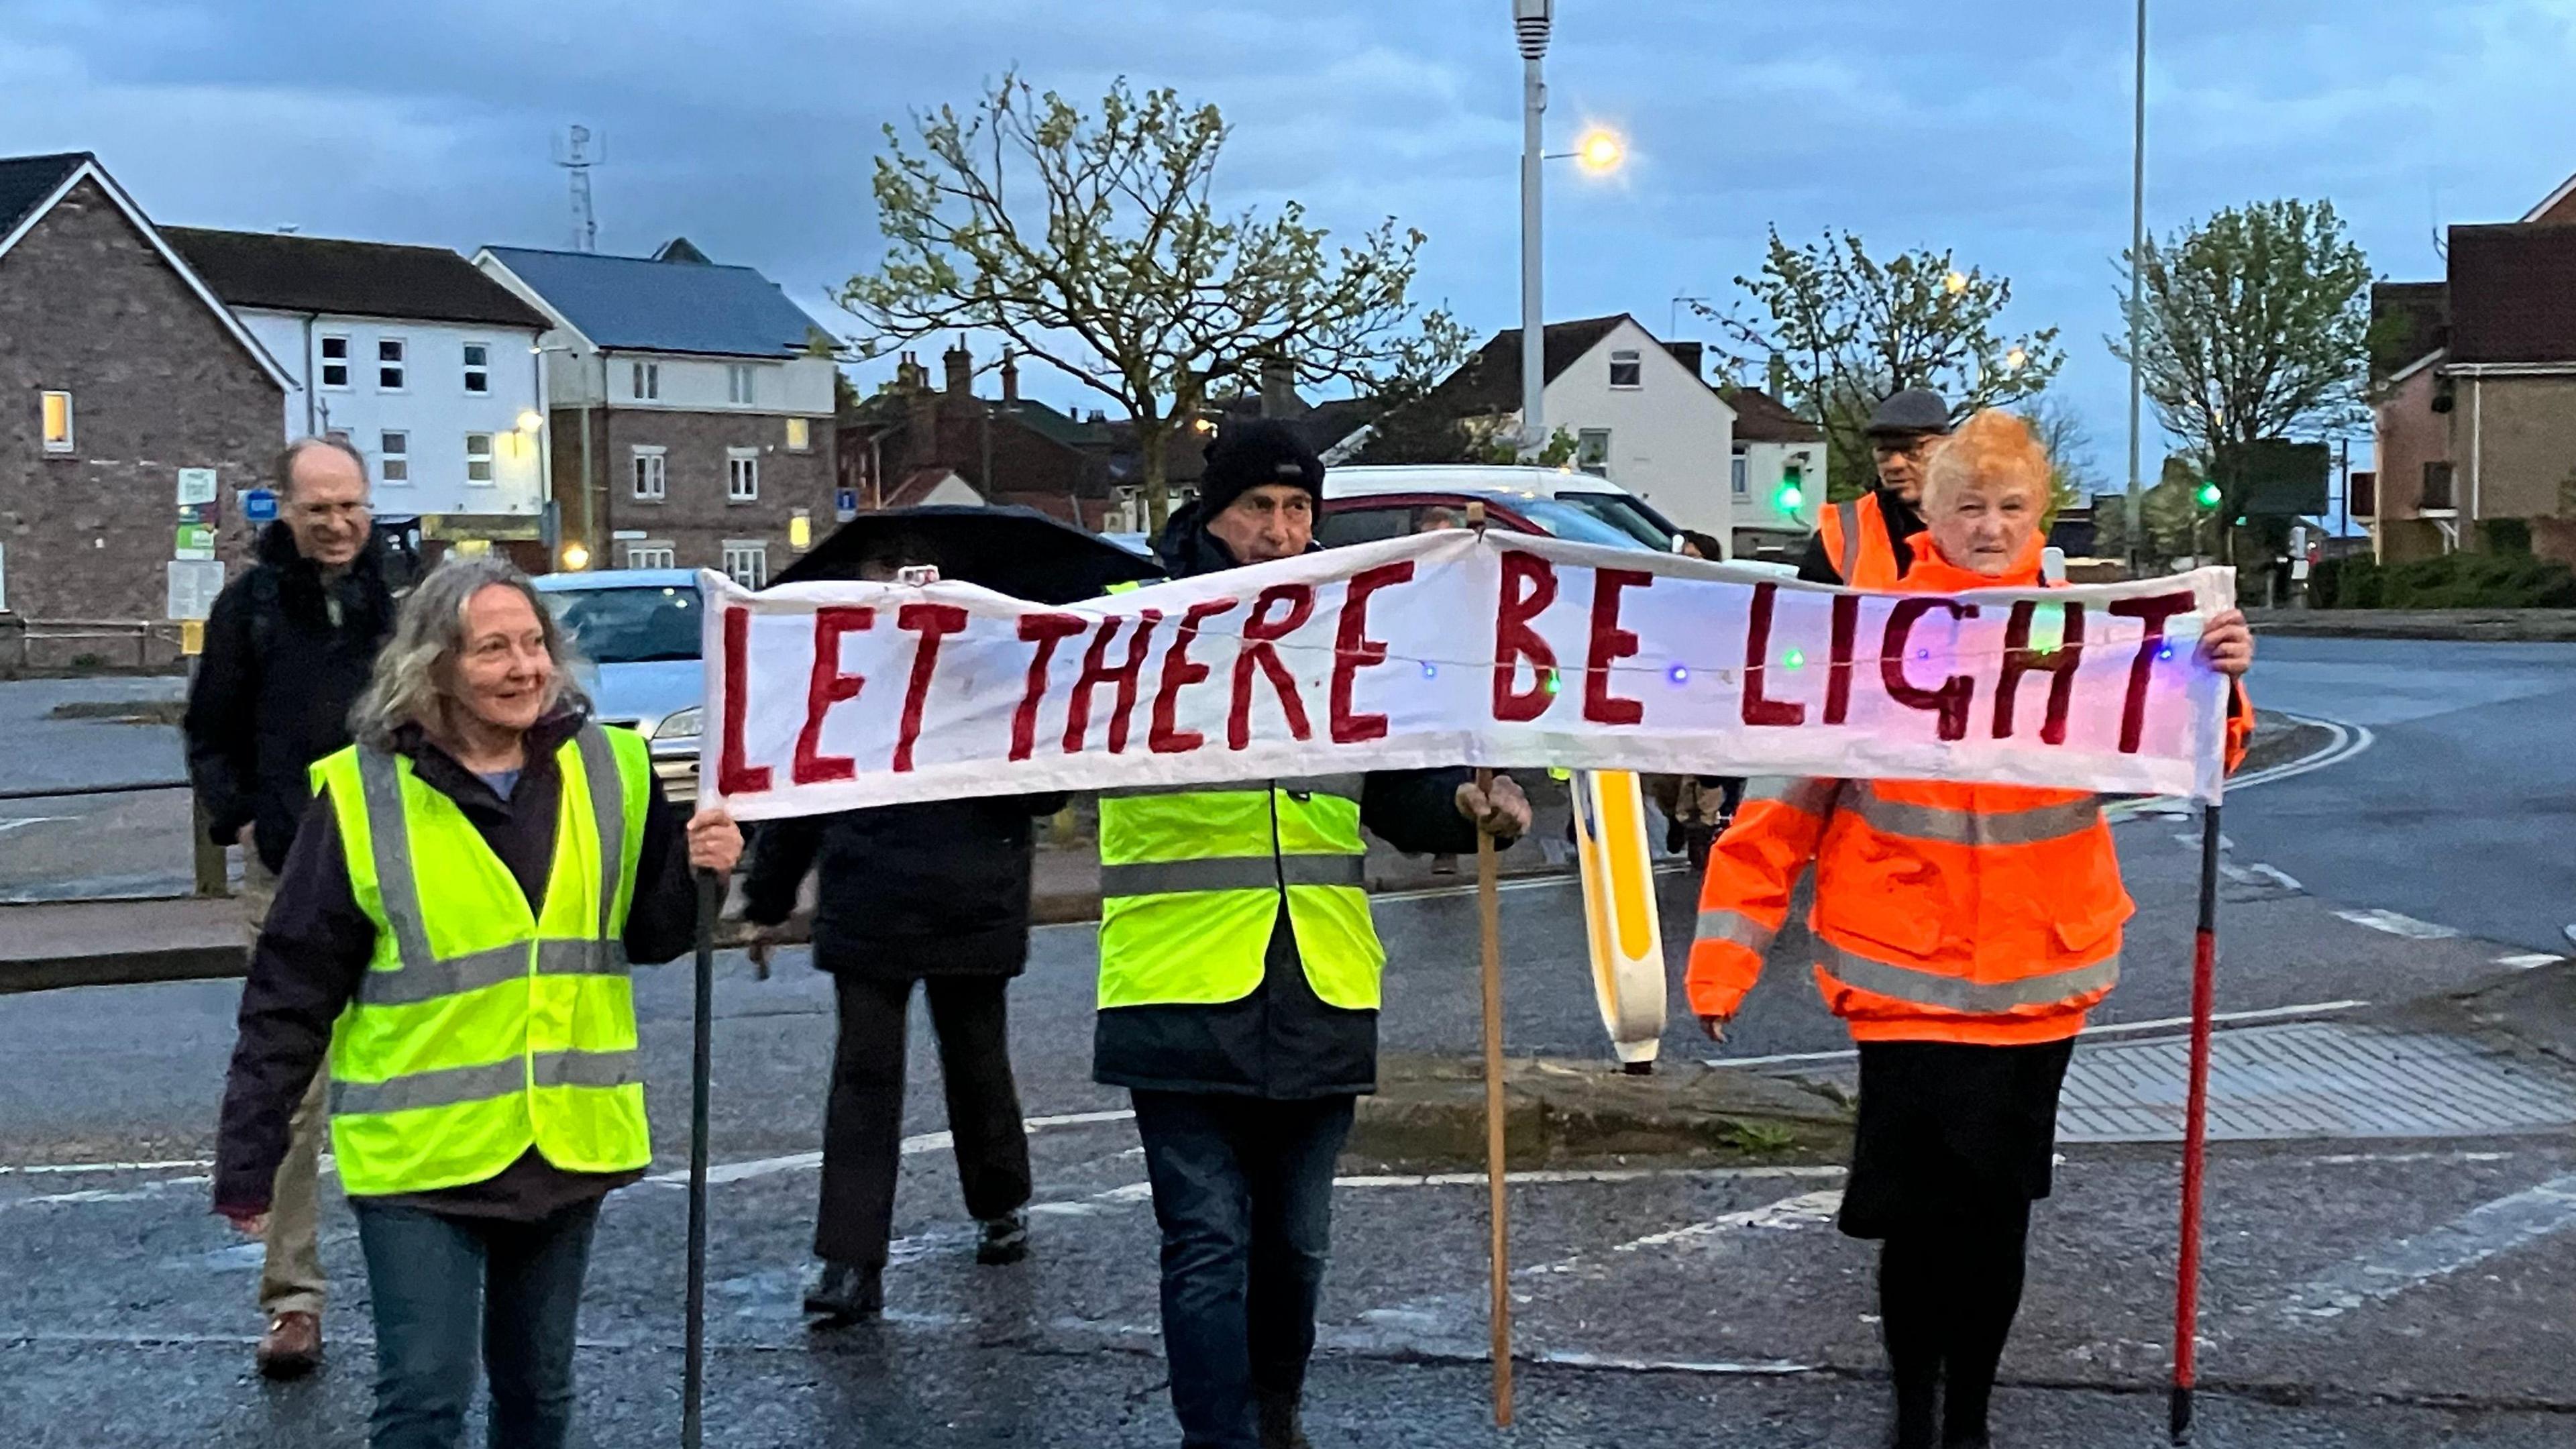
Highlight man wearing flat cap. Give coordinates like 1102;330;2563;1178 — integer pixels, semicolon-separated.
1107;419;1532;1448
1799;387;1953;588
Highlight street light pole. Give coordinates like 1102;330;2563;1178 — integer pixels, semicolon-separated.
2125;0;2149;574
1517;0;1552;458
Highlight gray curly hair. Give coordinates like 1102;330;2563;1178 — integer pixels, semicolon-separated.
349;554;589;750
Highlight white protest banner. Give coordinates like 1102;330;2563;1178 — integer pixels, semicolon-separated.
696;530;2237;820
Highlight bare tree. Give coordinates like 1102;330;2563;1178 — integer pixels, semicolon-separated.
840;72;1466;523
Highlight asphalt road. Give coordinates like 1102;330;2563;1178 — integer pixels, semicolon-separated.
0;676;197;902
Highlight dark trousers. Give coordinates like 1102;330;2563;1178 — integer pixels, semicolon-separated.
817;974;1033;1267
1880;1208;2031;1448
351;1197;600;1449
1132;1090;1356;1449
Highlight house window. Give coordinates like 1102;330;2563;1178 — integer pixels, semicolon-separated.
462;342;490;394
631;446;667;500
464;432;494;484
378;338;407;391
626;542;677;570
1608;350;1642;389
380;431;410;484
319;335;350;389
1575;428;1612;477
722;540;769;589
40;390;74;454
1730;445;1750;498
631;361;660;400
728;447;759;502
727;364;756;405
2420;461;2456;512
785;416;811;452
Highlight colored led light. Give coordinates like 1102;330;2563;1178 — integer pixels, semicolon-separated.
1668;663;1690;685
1543;668;1562;696
1782;649;1805;670
1421;661;1438;679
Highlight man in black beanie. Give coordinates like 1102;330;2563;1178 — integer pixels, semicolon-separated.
1116;419;1530;1448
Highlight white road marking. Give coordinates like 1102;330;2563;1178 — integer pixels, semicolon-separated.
2177;831;2236;851
2309;1150;2514;1167
2227;714;2378;792
1530;1349;1815;1376
1598;1187;1846;1255
1709;999;2369;1070
2279;1171;2576;1323
642;1108;1135;1187
1335;1165;1845;1190
0;1159;211;1177
2494;954;2561;971
2334;908;2461;941
0;816;70;835
2245;863;2304;892
13;1175;208;1206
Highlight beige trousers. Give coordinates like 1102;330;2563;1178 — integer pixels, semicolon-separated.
244;852;329;1319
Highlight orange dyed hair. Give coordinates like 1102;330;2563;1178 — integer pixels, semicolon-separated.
1921;409;2051;512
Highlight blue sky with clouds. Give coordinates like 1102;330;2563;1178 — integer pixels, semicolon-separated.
7;1;2573;481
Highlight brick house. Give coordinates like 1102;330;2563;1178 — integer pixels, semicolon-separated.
2369;174;2576;567
837;342;1116;527
0;153;288;631
476;240;839;586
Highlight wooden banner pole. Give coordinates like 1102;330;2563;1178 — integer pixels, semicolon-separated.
2169;800;2222;1445
1476;766;1515;1428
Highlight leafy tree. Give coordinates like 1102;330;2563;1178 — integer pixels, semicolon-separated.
840;72;1466;523
2108;199;2371;563
1703;229;2063;500
2027;396;2100;525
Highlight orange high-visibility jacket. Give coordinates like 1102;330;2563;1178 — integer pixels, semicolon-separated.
1687;541;2254;1046
1816;493;1906;589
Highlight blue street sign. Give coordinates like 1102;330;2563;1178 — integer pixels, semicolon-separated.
244;488;279;524
835;488;859;522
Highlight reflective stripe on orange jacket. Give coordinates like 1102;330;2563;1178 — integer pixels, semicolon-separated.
1686;541;2254;1046
1816;494;1904;589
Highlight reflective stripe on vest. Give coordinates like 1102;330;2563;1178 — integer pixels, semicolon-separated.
1096;778;1384;1012
1694;907;1776;954
1819;494;1902;588
1841;787;2103;848
315;724;653;1197
1816;938;2123;1014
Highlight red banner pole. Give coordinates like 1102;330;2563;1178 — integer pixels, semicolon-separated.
2170;800;2222;1444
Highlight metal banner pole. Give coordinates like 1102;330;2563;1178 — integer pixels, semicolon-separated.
682;869;718;1448
2170;800;2222;1444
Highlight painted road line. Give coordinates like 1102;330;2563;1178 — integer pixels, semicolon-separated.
2245;863;2304;892
2229;714;2377;792
11;1174;209;1207
1708;999;2370;1070
2335;908;2462;941
1599;1187;1847;1255
2280;1171;2576;1323
1335;1165;1847;1190
643;1108;1136;1188
0;816;70;835
2495;953;2562;971
0;1159;211;1176
2310;1150;2516;1167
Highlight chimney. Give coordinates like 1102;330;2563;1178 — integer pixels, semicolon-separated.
943;337;973;398
1000;349;1020;406
1766;352;1790;400
907;353;941;470
1259;356;1298;419
1664;340;1703;379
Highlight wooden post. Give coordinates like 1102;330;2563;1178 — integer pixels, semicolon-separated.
1476;766;1514;1428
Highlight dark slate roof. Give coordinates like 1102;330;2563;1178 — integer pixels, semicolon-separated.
163;227;549;329
0;152;89;239
1409;314;1631;417
1721;386;1824;443
480;246;830;358
2369;281;2450;378
2447;224;2576;364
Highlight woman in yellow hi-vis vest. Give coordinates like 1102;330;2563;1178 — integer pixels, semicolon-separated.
213;557;741;1449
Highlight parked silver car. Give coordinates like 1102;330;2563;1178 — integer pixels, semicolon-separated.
532;569;705;800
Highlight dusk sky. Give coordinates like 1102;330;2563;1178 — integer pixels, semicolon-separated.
9;1;2573;486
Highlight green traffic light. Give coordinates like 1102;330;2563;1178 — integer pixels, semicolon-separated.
1776;481;1806;513
2195;480;2222;509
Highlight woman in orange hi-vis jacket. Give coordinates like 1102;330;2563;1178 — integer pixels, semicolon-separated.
1688;410;2255;1449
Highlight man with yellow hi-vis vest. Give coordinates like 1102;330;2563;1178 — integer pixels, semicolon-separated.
1115;421;1533;1449
1799;387;1955;588
213;557;743;1449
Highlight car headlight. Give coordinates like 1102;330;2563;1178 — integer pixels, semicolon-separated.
653;707;703;741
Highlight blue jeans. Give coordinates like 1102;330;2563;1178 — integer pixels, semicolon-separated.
1132;1091;1355;1449
351;1197;601;1449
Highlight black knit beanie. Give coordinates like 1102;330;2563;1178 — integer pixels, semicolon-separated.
1195;419;1324;519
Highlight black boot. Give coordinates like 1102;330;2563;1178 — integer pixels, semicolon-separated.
975;1209;1030;1266
802;1260;883;1323
1256;1390;1313;1449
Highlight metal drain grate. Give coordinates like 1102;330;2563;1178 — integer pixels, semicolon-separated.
2057;1022;2576;1144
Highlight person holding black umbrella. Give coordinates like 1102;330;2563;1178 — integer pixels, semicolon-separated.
741;526;1068;1324
1108;421;1532;1449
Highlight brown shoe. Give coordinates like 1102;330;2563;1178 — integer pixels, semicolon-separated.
256;1311;322;1380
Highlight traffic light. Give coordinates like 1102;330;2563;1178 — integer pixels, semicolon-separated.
2194;479;2222;510
1776;466;1807;514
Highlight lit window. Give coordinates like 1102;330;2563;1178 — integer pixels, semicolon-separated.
728;364;756;405
1608;350;1642;389
626;543;676;570
631;446;667;500
784;416;810;451
722;540;768;589
462;342;490;395
378;338;406;391
1576;428;1611;477
319;336;350;388
40;391;74;454
464;432;494;484
380;431;410;483
631;361;659;400
728;447;759;502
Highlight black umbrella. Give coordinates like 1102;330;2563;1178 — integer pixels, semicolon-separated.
768;504;1162;603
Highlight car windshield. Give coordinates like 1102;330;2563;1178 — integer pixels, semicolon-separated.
545;586;700;664
1554;492;1679;551
1499;495;1662;551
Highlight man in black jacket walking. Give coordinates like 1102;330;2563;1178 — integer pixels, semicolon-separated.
1105;423;1532;1449
182;435;392;1379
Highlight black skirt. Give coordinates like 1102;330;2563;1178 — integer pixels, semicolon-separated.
1838;1037;2077;1240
